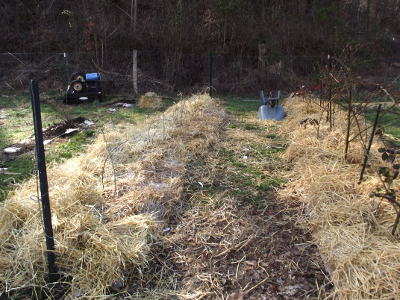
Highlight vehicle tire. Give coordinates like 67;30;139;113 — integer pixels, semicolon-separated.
71;80;86;93
70;72;85;82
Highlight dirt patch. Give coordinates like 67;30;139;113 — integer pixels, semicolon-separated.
107;100;137;107
1;117;94;157
42;116;88;139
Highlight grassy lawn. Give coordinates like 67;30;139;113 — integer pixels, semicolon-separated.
222;96;260;116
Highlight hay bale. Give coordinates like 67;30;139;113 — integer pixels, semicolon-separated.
138;92;162;108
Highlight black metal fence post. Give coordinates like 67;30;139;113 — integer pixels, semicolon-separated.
30;80;57;278
358;104;382;184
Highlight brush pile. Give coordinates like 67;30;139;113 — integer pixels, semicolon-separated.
279;96;400;299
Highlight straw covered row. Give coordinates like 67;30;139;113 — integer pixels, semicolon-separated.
0;94;228;298
279;96;400;299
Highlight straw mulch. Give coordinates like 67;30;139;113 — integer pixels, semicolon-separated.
0;94;227;299
279;96;400;299
2;92;397;299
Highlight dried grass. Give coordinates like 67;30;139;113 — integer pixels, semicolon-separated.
0;94;227;298
138;92;162;108
279;96;400;299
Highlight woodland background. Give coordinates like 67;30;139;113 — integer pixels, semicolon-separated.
1;0;400;95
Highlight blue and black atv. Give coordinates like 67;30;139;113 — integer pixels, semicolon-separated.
63;72;103;104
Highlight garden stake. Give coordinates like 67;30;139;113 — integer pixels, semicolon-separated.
358;104;382;184
30;80;57;279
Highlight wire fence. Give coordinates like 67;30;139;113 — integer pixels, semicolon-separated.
0;51;397;97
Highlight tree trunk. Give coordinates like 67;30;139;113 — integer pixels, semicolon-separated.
131;0;137;34
133;50;138;95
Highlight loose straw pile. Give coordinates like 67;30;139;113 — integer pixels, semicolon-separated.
0;94;227;298
279;96;400;299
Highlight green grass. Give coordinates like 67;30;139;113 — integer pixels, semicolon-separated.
364;106;400;148
0;154;35;200
222;97;260;116
217;97;288;207
244;123;260;130
213;140;287;208
46;130;97;163
266;134;277;139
